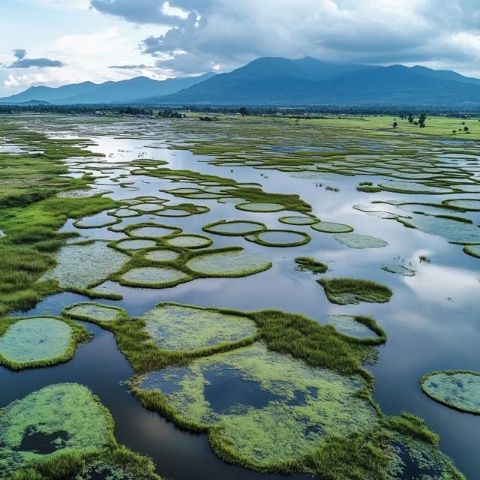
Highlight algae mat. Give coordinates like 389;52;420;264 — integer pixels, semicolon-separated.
422;371;480;414
138;342;376;468
0;317;77;369
42;241;129;291
0;383;113;474
141;303;257;352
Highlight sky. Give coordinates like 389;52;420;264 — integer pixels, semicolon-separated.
1;0;480;97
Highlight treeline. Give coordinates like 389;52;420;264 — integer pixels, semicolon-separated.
0;105;184;117
0;103;478;119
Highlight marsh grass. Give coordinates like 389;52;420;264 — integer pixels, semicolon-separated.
294;257;328;274
318;278;393;305
0;124;119;316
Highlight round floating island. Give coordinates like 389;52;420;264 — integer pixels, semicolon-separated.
186;248;272;277
245;229;310;247
421;370;480;414
166;234;213;249
311;221;353;233
203;219;266;236
119;266;191;289
0;317;82;369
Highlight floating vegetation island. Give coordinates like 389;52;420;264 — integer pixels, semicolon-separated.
141;303;258;353
421;371;480;415
0;383;161;479
319;278;393;305
0;317;89;370
295;257;328;274
42;240;129;293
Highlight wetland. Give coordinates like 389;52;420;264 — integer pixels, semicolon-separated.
0;112;479;479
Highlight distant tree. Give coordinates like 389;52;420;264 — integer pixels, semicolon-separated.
392;121;398;128
419;113;427;128
464;126;469;132
407;114;414;124
239;107;250;117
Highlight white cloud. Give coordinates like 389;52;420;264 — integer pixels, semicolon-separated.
31;0;91;10
90;0;480;77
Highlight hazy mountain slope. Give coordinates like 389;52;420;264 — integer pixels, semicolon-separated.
0;73;215;105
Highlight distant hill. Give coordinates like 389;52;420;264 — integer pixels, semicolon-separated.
3;57;480;107
151;57;480;107
0;73;215;105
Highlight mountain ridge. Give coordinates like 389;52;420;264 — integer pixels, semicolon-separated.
2;57;480;106
0;73;215;105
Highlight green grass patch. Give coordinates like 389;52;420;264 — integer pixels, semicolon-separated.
319;278;393;305
295;257;328;274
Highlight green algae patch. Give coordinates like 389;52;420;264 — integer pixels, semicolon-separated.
42;241;129;292
443;199;480;211
464;245;480;258
128;224;181;239
113;208;141;218
143;249;180;262
421;371;480;414
235;202;285;213
115;239;157;252
334;233;388;249
0;383;114;475
379;181;454;195
295;257;328;274
385;431;464;480
73;211;120;229
70;448;162;480
166;234;213;249
136;342;377;469
279;215;320;226
133;203;165;213
311;222;354;234
202;220;266;236
186;248;272;277
64;303;127;325
141;303;258;353
0;317;89;370
319;278;393;305
119;266;192;289
245;229;310;247
397;213;480;245
328;315;386;345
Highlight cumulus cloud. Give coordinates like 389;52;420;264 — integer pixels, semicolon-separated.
90;0;480;77
8;49;64;69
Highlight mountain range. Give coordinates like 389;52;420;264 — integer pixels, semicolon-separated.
0;73;215;105
2;57;480;106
